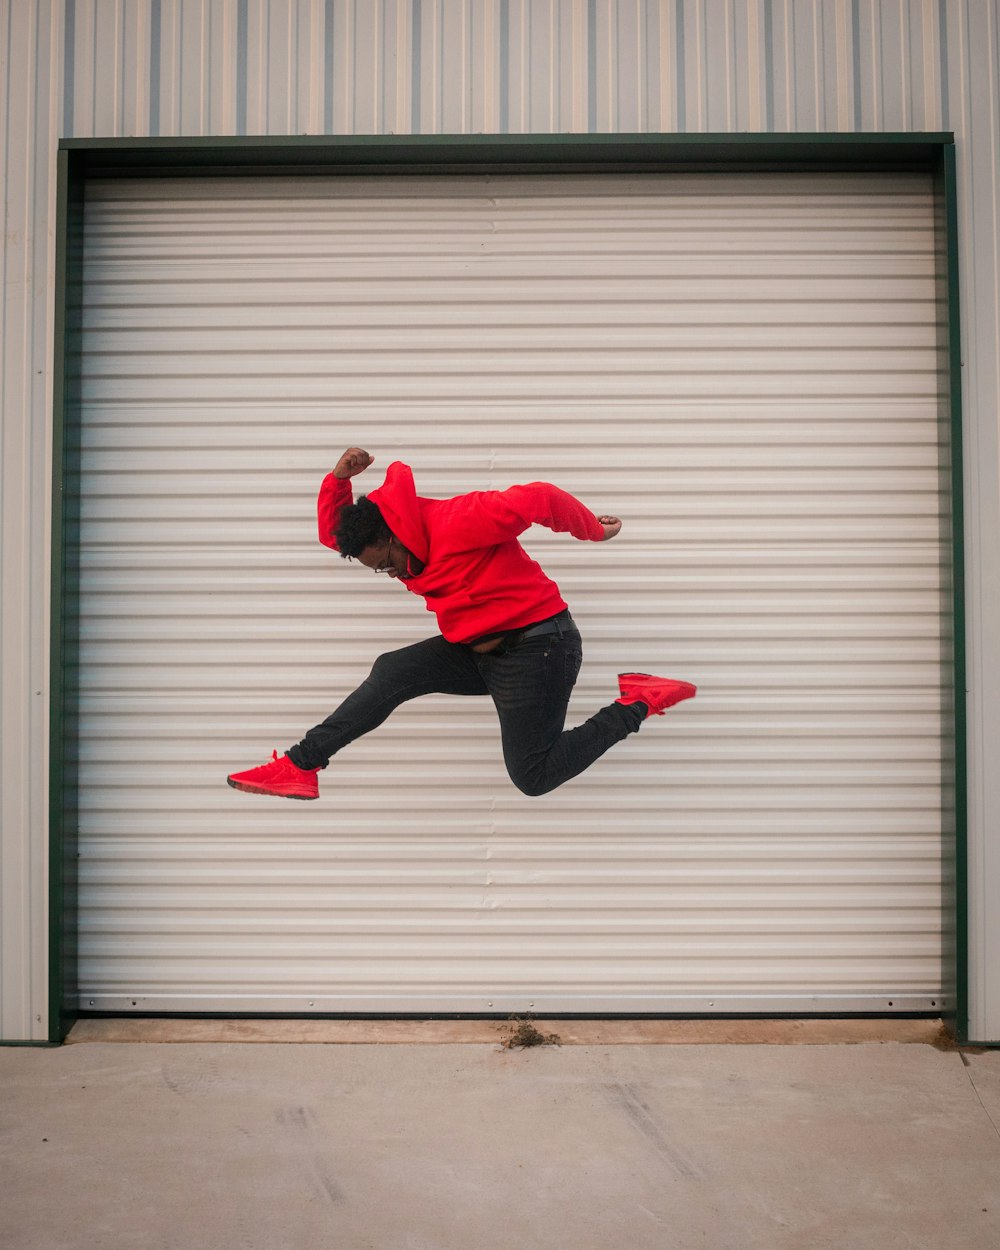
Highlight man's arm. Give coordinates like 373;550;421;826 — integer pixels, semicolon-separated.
438;480;622;551
317;446;374;549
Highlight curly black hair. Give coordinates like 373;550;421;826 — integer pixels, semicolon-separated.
334;495;390;558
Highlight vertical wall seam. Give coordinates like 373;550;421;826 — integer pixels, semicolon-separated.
586;0;596;132
498;0;508;132
938;0;950;129
62;0;74;135
675;0;686;131
149;0;160;136
236;0;247;135
851;0;862;128
762;0;773;132
411;0;422;133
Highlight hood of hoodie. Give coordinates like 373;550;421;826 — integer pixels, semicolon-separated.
367;462;430;563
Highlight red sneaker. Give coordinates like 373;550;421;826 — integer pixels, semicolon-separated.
616;673;697;718
227;750;320;800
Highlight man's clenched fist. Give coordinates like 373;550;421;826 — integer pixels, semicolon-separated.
333;448;374;479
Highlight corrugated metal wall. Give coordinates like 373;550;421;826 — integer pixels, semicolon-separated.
2;0;999;1038
74;169;948;1013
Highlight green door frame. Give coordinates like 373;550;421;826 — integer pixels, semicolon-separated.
49;132;966;1042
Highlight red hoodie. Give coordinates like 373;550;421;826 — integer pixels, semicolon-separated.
317;462;606;644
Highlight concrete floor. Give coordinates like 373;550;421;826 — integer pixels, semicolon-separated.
1;1033;999;1250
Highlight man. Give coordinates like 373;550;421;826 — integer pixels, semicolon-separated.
227;447;696;800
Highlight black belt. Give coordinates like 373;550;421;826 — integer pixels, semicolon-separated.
494;610;573;653
519;611;572;641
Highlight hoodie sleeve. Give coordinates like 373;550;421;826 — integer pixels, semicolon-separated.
317;472;354;550
438;481;605;551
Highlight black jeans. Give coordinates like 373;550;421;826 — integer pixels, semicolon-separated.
286;613;644;795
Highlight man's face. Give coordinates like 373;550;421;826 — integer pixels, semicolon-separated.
358;534;423;580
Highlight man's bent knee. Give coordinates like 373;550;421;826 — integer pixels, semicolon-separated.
367;646;420;685
507;766;556;798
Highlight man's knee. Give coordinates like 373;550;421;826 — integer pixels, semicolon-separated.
368;646;413;683
507;763;554;798
368;650;395;679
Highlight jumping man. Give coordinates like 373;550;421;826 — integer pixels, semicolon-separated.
227;447;696;800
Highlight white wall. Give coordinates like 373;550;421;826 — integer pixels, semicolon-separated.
2;0;998;1042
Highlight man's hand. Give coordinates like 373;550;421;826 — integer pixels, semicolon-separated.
333;447;374;479
597;515;622;541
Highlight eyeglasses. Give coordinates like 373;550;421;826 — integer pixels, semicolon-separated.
370;535;419;580
373;536;396;574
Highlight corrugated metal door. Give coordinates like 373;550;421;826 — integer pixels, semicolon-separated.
74;171;952;1013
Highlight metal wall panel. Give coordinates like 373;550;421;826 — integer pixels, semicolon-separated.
2;0;999;1036
72;171;950;1013
1;0;66;1041
939;0;1000;1045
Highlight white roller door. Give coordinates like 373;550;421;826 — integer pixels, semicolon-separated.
74;171;953;1014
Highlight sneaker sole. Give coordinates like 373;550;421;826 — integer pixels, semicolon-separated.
227;777;318;800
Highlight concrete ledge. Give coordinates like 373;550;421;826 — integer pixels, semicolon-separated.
66;1016;951;1047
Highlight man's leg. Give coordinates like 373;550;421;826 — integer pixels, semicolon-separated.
479;624;645;797
286;634;487;771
